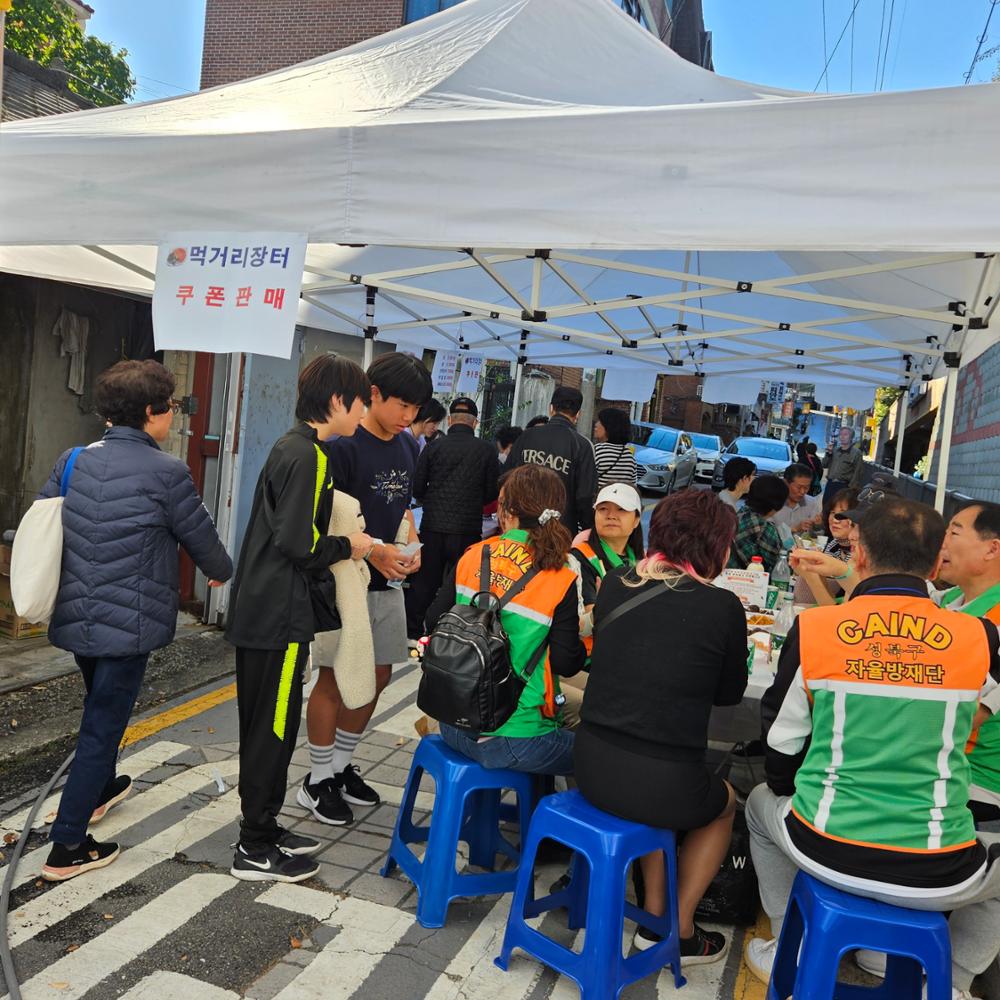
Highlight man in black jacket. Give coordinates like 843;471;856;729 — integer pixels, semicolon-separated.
225;355;372;883
407;396;500;636
506;386;598;534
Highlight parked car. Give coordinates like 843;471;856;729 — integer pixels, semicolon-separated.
712;436;793;490
631;422;698;494
687;432;722;483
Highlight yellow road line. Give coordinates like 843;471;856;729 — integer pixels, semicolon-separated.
121;682;236;749
733;909;771;1000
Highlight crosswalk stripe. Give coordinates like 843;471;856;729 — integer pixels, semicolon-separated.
371;665;422;719
5;874;234;1000
7;785;241;948
258;883;416;999
422;894;542;1000
8;758;240;894
1;740;191;837
374;699;426;739
120;971;239;1000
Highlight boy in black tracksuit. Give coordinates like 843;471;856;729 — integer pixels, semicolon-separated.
225;355;371;882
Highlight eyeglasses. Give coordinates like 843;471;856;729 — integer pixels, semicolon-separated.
152;399;183;416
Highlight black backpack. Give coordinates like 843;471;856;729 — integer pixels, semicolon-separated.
417;545;547;736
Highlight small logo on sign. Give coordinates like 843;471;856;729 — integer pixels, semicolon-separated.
166;247;187;267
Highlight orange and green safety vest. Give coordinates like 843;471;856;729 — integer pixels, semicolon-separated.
454;530;577;739
940;582;1000;796
794;595;991;854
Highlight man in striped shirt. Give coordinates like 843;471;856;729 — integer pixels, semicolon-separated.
744;498;1000;998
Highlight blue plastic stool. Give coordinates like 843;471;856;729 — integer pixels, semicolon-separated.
380;735;535;928
768;871;952;1000
495;790;685;999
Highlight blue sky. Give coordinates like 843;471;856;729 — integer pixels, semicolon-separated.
84;0;1000;101
703;0;1000;92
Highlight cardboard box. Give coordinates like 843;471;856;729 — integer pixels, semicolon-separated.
0;572;48;640
0;542;11;577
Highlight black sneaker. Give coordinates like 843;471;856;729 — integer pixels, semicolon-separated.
334;764;380;807
42;835;120;882
634;924;729;966
230;844;319;883
276;828;321;856
296;775;353;826
90;774;132;825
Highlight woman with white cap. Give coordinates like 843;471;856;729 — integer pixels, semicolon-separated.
561;482;644;727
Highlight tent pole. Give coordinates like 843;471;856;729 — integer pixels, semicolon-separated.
510;360;524;423
510;329;527;423
363;285;376;369
0;10;6;116
892;387;909;478
934;365;960;513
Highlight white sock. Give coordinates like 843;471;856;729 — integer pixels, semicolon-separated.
332;729;363;774
308;742;336;784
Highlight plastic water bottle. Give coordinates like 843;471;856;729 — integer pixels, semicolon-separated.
772;554;792;594
773;592;795;651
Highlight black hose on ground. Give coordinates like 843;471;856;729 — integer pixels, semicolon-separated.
0;751;76;1000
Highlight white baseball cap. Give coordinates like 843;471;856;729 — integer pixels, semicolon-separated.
593;483;642;514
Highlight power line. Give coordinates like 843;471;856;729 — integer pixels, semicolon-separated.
886;0;910;89
821;0;829;92
874;0;888;89
878;0;897;90
964;0;999;83
813;0;865;92
136;74;191;95
851;0;856;89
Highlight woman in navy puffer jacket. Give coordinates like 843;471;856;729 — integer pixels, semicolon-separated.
38;360;232;883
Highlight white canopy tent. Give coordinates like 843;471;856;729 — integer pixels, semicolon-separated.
2;0;1000;510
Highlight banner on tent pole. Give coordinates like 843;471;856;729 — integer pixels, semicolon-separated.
152;232;307;358
431;350;461;393
455;355;485;396
766;381;787;405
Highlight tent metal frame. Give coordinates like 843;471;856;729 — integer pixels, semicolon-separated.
78;241;1000;510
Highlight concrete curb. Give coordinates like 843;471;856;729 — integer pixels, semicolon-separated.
0;628;236;805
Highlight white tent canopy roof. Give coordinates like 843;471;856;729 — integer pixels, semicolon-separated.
1;0;999;392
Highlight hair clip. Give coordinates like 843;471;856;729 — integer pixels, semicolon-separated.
538;509;561;525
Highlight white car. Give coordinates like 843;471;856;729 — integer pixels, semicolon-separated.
631;422;699;494
687;432;722;483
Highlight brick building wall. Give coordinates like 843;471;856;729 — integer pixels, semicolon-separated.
930;346;1000;503
647;374;709;430
200;0;405;88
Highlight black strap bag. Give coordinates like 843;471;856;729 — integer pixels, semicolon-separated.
417;545;547;736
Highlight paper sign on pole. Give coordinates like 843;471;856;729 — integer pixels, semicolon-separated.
601;367;657;403
455;354;485;396
431;350;461;393
766;381;787;405
152;232;307;358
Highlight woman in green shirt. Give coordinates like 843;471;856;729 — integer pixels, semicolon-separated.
562;483;644;727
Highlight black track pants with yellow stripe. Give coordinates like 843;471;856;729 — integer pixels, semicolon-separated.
235;643;309;851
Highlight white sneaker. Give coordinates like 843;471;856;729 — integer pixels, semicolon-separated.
855;949;887;977
745;936;778;986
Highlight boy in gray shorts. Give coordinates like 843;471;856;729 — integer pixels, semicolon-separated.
299;353;432;826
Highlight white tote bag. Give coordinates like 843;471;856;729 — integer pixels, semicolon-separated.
10;447;84;624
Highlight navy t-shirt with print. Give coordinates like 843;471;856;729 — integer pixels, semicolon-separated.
327;425;418;591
